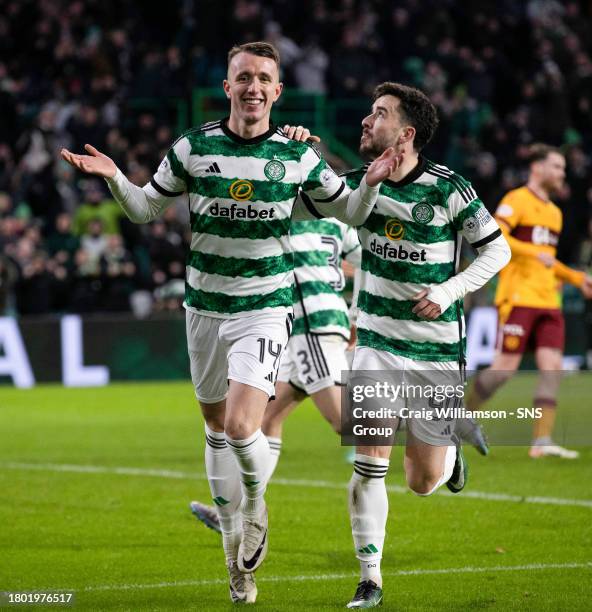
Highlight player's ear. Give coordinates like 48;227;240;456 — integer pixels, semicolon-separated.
223;79;231;99
273;81;283;102
399;126;415;146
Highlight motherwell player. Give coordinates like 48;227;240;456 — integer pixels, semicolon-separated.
467;144;592;458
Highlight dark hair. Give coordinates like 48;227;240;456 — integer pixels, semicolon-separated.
373;82;439;151
527;143;563;164
227;41;280;69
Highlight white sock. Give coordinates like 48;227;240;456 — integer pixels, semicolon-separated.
226;429;270;517
349;454;389;587
415;445;457;497
204;425;242;561
533;436;552;446
266;436;282;481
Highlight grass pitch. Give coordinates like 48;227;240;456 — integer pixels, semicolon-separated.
1;376;591;610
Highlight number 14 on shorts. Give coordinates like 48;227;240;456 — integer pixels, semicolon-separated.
257;337;283;382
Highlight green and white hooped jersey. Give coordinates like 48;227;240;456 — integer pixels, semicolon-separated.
345;157;501;362
151;119;346;318
290;218;361;339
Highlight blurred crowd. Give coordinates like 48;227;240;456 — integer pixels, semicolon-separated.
1;0;592;316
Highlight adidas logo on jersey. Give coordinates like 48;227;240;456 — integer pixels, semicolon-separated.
205;162;221;173
209;202;276;220
370;238;426;262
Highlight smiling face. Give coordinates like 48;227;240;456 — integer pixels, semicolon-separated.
224;52;283;129
359;95;414;160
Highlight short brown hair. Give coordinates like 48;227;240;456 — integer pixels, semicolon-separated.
527;143;563;163
227;41;280;69
373;82;439;151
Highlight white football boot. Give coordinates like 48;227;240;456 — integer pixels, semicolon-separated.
529;444;579;459
237;504;268;573
227;559;257;603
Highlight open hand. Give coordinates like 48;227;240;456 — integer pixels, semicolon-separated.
60;144;117;178
282;124;321;143
365;147;403;187
411;288;442;320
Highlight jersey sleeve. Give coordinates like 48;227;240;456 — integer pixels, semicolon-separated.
105;135;190;224
449;176;502;247
341;226;362;267
554;260;585;287
150;136;190;197
296;153;378;225
291;190;319;221
300;146;346;203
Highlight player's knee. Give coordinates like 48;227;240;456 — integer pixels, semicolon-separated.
204;414;225;432
223;422;244;440
406;469;440;496
477;368;513;400
224;419;256;441
200;399;226;432
261;411;277;434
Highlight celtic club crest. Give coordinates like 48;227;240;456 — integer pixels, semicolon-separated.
264;159;286;181
412;202;434;224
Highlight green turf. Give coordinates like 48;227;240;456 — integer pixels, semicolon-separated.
1;376;591;610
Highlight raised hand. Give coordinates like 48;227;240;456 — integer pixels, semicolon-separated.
411;288;442;321
60;144;117;178
282;124;321;143
365;147;403;187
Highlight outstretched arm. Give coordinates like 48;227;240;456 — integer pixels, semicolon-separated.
339;147;402;225
61;144;178;223
283;123;402;225
294;147;402;225
61;144;117;178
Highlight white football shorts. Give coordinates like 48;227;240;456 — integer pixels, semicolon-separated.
351;347;463;446
277;333;349;395
186;310;292;403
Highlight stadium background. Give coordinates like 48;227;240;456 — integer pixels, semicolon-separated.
1;0;592;372
1;2;592;610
